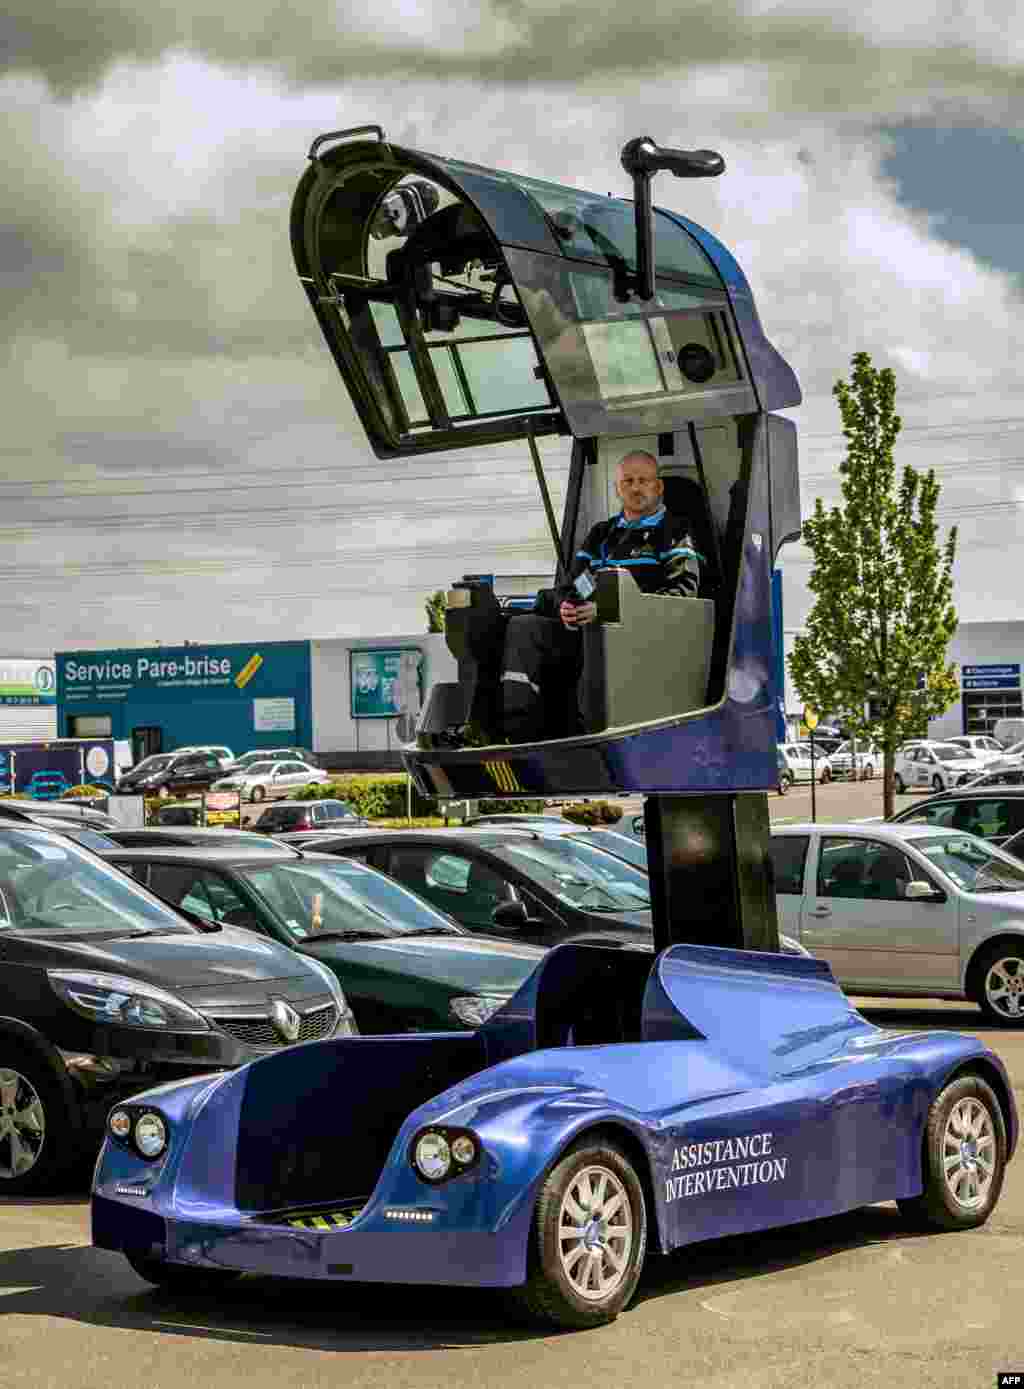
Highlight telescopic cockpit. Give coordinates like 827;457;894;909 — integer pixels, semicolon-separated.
291;126;803;951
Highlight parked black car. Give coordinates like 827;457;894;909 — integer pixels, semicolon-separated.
0;823;354;1194
105;827;302;853
252;799;369;833
116;750;224;796
0;799;119;829
267;827;655;948
887;786;1024;847
101;846;545;1036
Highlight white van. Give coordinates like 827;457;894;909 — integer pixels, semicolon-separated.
993;718;1024;749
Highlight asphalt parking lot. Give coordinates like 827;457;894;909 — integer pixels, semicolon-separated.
7;776;1012;1389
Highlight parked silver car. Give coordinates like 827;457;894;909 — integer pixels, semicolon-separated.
771;820;1024;1023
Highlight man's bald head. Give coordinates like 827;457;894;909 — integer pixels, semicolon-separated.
615;451;664;521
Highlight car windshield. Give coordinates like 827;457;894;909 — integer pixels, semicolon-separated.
565;830;648;871
133;755;173;773
934;747;971;761
491;838;651;911
913;834;1024;893
0;827;193;935
237;860;462;942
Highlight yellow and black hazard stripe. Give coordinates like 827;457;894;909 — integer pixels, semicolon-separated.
483;760;523;793
285;1207;362;1230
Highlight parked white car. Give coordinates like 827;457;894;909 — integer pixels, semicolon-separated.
946;735;1006;762
770;820;1024;1022
893;742;989;794
778;742;821;783
819;740;880;782
212;759;329;802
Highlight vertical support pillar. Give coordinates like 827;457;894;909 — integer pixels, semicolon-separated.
644;793;779;954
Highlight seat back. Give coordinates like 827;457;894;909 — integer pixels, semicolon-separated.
660;473;722;602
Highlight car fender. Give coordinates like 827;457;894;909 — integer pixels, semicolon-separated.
0;1015;84;1127
963;926;1024;994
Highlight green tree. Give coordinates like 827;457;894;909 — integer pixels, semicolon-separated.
425;590;446;634
789;352;959;817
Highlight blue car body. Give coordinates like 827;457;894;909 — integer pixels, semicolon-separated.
92;943;1017;1289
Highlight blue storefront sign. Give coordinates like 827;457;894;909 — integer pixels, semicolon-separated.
962;663;1021;691
56;641;313;755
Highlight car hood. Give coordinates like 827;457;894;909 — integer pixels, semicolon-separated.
4;927;326;1008
299;932;545;994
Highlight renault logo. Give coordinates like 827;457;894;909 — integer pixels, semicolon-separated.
271;999;301;1043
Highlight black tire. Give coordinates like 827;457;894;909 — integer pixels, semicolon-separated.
897;1073;1006;1230
778;772;793;796
0;1045;77;1195
250;785;266;803
932;773;943;792
894;773;906;794
969;942;1024;1025
861;763;875;781
125;1250;243;1292
516;1139;647;1329
820;767;832;784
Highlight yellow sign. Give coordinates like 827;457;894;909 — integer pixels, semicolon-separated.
802;705;819;731
234;652;263;689
483;760;523;793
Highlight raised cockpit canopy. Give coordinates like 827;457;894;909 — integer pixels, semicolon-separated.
291;129;799;459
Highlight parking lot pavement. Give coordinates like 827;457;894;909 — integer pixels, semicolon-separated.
4;996;1024;1389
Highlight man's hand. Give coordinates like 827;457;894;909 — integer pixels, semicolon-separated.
561;599;598;628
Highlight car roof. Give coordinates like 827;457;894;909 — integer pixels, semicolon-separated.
257;799;354;810
773;820;984;841
283;826;556;846
891;785;1024;808
100;845;355;867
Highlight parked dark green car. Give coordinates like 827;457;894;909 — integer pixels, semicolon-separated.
101;846;544;1033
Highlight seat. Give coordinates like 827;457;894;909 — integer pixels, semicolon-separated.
865;851;910;900
660;473;722;602
580;567;715;732
827;858;864;898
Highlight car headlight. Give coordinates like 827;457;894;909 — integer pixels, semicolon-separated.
414;1131;450;1180
449;994;507;1027
48;971;210;1032
300;955;354;1024
410;1125;482;1183
134;1111;168;1159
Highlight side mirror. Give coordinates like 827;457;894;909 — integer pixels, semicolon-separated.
492;900;531;929
904;880;945;902
619;135;725;301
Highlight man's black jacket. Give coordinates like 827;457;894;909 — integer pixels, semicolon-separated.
556;504;702;605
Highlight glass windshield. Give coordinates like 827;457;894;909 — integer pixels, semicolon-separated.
566;831;648;871
913;834;1024;893
0;827;193;935
491;838;651;911
133;755;172;773
238;861;462;942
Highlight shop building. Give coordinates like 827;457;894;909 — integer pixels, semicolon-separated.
56;635;455;765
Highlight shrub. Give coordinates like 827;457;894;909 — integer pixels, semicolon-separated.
475;799;546;816
294;775;436;820
62;784;109;799
559;800;625;826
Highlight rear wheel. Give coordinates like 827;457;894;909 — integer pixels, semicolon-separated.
894;773;906;794
250;784;266;802
125;1251;243;1293
932;774;944;792
516;1139;646;1329
820;766;832;784
861;763;875;780
0;1049;76;1195
898;1074;1006;1230
971;942;1024;1024
778;771;793;796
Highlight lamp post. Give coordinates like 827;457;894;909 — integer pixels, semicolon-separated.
804;705;819;823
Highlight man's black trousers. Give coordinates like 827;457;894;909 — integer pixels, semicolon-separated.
463;608;584;743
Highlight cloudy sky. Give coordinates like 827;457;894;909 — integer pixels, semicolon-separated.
3;0;1022;656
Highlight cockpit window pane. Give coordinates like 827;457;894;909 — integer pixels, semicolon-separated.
582;320;664;398
458;336;551;414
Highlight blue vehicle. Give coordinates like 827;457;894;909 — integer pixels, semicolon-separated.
92;942;1016;1328
26;770;70;800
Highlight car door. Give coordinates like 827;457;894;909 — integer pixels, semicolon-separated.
798;835;959;991
768;835;811;941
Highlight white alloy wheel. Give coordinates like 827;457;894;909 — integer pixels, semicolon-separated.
0;1068;45;1181
557;1164;634;1302
941;1096;997;1211
982;954;1024;1022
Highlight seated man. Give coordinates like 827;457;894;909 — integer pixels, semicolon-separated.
464;451;702;743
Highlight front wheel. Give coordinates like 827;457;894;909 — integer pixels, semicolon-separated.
778;772;793;796
0;1049;76;1195
897;1074;1006;1230
819;767;832;784
971;943;1024;1024
125;1251;243;1293
516;1139;647;1329
894;773;906;794
932;774;944;792
861;763;875;781
250;784;266;803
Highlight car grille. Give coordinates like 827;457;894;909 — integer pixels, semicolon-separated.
212;1002;338;1048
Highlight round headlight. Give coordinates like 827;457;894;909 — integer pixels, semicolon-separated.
414;1131;451;1181
451;1135;477;1166
134;1111;168;1159
109;1109;131;1140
